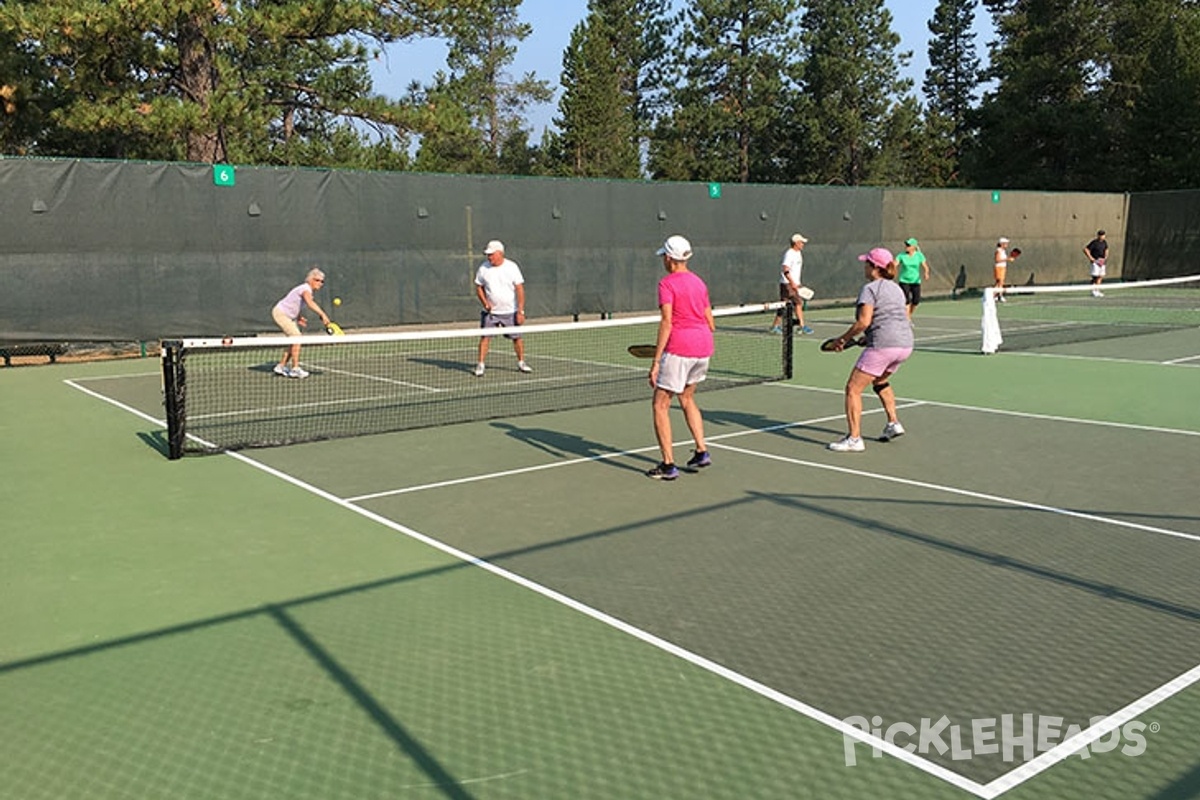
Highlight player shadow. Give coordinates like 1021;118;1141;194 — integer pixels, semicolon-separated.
490;421;650;473
951;264;968;298
704;408;843;446
410;356;479;375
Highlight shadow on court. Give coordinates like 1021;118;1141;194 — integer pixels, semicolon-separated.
0;596;481;800
705;408;844;444
490;420;650;472
752;490;1200;624
1154;760;1200;799
410;356;478;374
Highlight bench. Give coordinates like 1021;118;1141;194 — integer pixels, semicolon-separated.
0;342;70;366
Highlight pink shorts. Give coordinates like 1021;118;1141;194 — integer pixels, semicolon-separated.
854;346;913;378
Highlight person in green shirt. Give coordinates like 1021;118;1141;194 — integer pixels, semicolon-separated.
896;238;930;319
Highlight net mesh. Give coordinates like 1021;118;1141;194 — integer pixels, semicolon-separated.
162;304;792;457
979;275;1200;354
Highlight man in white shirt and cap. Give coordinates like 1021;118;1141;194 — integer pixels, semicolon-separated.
771;233;814;335
473;240;532;376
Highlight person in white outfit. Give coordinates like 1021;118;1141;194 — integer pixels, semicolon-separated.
473;240;532;376
771;233;813;334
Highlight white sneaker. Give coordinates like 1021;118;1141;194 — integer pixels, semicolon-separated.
881;421;905;441
1092;289;1104;297
273;364;289;376
827;436;865;453
517;360;532;373
473;363;485;377
289;366;309;379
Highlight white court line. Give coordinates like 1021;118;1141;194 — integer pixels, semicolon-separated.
306;363;443;392
343;404;917;502
532;353;645;373
708;441;1200;544
984;350;1200;367
62;369;160;380
770;382;1200;438
64;378;226;452
190;392;407;422
64;378;166;427
911;330;989;345
219;447;993;800
64;377;1199;797
982;662;1200;798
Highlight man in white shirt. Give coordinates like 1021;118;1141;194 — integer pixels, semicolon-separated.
473;240;531;376
771;233;814;335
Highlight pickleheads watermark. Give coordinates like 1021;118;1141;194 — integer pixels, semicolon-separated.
842;714;1154;766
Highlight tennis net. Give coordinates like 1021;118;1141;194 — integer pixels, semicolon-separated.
162;303;793;458
979;274;1200;354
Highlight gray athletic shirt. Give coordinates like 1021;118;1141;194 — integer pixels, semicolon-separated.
858;279;914;349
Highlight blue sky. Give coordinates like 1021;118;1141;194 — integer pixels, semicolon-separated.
369;0;994;137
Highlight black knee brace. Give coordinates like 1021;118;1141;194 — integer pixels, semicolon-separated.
872;382;891;396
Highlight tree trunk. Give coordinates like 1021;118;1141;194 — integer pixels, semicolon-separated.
177;12;225;163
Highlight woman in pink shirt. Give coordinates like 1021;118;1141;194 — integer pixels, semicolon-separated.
646;235;716;480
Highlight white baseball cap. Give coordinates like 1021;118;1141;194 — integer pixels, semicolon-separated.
656;235;693;260
791;233;808;244
483;240;505;254
998;237;1010;244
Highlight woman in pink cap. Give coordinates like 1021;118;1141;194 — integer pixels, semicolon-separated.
826;247;914;452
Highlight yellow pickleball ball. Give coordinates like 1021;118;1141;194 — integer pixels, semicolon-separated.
333;297;342;306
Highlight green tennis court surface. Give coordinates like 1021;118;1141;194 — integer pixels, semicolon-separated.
3;305;1199;800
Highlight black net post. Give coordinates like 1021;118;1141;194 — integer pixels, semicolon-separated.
782;301;795;379
161;340;186;459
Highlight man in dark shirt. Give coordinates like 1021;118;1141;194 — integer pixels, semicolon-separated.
1084;230;1109;297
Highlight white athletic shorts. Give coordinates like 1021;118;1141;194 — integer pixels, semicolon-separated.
655;352;709;394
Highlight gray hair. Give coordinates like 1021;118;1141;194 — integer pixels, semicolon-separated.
306;267;325;281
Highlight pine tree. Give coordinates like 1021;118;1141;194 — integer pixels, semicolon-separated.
414;0;552;174
1105;0;1200;190
922;0;982;186
788;0;916;186
966;0;1109;189
0;22;52;155
549;12;638;177
647;0;803;183
0;0;472;165
548;0;669;178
